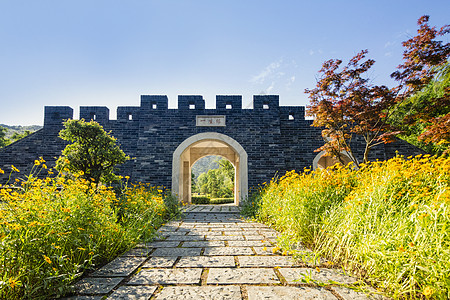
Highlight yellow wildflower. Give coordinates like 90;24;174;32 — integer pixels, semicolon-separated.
34;160;40;166
8;278;20;288
423;286;433;297
43;255;52;264
0;168;4;174
78;247;86;251
11;165;20;172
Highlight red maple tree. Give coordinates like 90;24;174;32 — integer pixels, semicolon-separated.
392;16;450;152
306;50;397;167
306;16;450;165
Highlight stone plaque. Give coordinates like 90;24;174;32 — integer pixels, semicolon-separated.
196;115;226;127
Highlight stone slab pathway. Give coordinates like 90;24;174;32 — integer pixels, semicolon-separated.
65;205;386;299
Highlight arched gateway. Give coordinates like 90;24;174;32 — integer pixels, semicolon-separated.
172;132;248;205
0;94;424;205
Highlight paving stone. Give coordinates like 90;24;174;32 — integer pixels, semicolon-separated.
209;227;230;231
223;231;245;236
234;223;255;227
332;286;388;300
63;296;103;300
279;268;358;285
165;235;205;241
259;231;279;238
177;256;235;267
206;235;245;241
155;286;241;300
75;277;124;295
244;234;266;240
157;225;179;232
92;257;146;277
151;247;202;257
181;240;225;247
187;230;215;235
142;256;177;268
207;268;279;284
228;240;270;247
162;231;187;236
238;255;297;267
207;223;226;227
106;285;157;299
147;241;180;248
253;246;277;255
128;268;202;285
247;286;337;300
203;247;253;256
121;247;152;257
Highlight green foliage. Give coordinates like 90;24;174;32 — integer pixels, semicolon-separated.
392;63;450;155
0;126;7;148
209;197;234;204
0;165;179;299
9;130;32;143
56;119;129;184
192;196;210;204
244;155;450;299
194;158;234;198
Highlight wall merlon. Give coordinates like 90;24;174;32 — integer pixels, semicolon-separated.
253;95;279;111
117;106;140;121
44;106;74;127
80;106;109;124
178;95;205;110
216;95;242;111
280;106;305;120
141;95;169;111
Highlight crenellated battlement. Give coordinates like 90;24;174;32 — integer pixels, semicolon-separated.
3;93;424;196
43;94;306;126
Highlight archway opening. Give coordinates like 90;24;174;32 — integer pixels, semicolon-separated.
191;155;235;205
313;151;354;170
172;132;248;206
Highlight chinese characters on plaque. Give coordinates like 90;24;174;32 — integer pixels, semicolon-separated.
196;115;226;127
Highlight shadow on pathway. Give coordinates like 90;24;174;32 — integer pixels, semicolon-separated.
63;205;386;299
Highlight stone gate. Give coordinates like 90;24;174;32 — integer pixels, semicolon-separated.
0;95;422;204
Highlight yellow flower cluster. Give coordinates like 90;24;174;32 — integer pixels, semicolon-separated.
0;161;176;299
251;154;450;299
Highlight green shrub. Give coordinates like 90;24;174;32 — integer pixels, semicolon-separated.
210;197;234;204
0;164;179;299
191;196;210;204
244;155;450;299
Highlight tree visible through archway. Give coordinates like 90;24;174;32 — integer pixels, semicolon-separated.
191;155;235;204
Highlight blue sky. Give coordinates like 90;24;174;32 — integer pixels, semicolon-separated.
1;0;449;125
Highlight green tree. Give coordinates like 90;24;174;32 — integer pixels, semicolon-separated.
194;158;234;198
56;119;129;184
9;130;32;143
391;63;450;154
0;126;8;148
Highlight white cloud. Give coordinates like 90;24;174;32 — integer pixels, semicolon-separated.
250;60;282;84
286;76;296;89
266;81;275;94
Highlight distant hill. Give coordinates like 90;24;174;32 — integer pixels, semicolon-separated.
0;124;42;138
191;155;221;179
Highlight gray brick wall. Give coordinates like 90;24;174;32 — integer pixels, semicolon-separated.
0;95;424;187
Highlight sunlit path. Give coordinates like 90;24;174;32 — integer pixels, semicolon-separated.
65;205;383;299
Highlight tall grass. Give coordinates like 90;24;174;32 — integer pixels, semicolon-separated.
243;154;450;299
0;161;179;299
